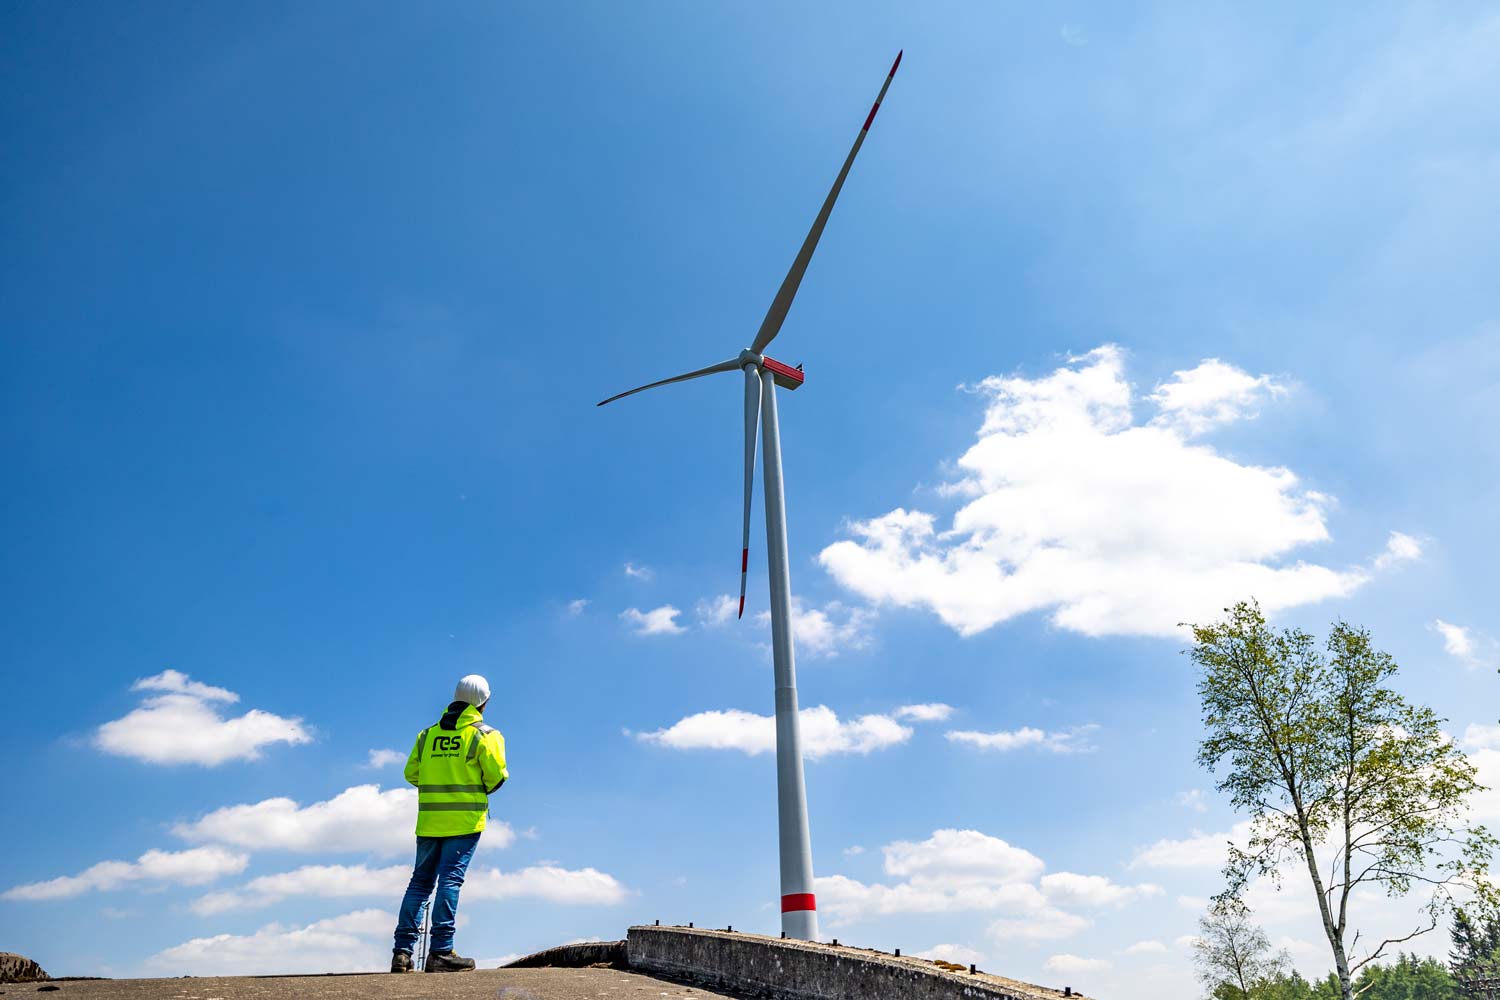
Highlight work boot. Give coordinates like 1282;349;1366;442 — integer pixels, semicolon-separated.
425;950;476;973
390;951;413;973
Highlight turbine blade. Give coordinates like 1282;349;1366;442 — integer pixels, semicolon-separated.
749;50;902;355
596;357;743;407
739;365;762;619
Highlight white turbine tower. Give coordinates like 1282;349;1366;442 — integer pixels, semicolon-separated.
598;51;902;941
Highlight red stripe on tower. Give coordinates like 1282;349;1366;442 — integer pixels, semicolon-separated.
781;893;817;913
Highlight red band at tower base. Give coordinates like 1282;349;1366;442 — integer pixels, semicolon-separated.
781;893;817;913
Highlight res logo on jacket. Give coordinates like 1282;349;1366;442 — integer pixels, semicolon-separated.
404;701;508;837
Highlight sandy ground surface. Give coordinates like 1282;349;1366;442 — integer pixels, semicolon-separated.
12;968;741;999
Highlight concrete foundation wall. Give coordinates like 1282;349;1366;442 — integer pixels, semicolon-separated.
625;927;1083;1000
503;941;626;969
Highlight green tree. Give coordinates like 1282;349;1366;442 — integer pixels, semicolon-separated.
1194;903;1290;998
1450;907;1500;974
1192;601;1498;1000
1352;953;1459;999
1256;970;1318;1000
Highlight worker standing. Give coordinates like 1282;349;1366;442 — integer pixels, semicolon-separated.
390;674;508;973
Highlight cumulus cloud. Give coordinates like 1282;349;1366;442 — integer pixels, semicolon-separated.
635;705;912;760
818;347;1396;638
133;669;238;702
192;861;626;914
1463;724;1500;751
1040;872;1163;908
172;784;513;856
756;598;874;658
1044;953;1112;975
566;598;590;616
1374;532;1423;570
623;562;654;581
619;605;685;635
1433;619;1487;668
914;943;985;964
364;748;405;769
895;703;955;723
815;828;1148;943
1123;939;1168;955
696;594;738;627
1149;359;1286;435
3;847;248;901
1130;822;1254;870
149;908;394;976
95;670;311;766
946;725;1099;753
1177;789;1209;813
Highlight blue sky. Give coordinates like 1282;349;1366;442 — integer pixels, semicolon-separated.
3;3;1498;996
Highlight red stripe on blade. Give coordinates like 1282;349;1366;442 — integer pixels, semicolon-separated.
781;893;817;913
890;50;902;77
862;101;880;131
738;595;745;619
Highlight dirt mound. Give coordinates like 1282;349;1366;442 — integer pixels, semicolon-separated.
0;952;49;984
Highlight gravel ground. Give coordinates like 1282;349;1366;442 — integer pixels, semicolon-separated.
5;968;740;1000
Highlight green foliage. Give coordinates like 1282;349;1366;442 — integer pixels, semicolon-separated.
1191;601;1498;1000
1195;904;1289;997
1230;957;1459;1000
1450;907;1500;973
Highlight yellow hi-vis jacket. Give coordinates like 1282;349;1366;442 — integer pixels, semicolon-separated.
404;701;508;837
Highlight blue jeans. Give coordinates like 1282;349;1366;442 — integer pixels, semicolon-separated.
393;832;480;955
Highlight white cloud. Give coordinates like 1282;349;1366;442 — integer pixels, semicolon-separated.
844;845;866;856
1462;724;1500;751
696;594;738;627
895;703;954;723
946;724;1099;754
885;829;1047;886
1374;532;1423;570
1045;953;1111;974
619;605;685;635
463;864;628;905
566;598;590;616
133;669;238;702
3;847;248;901
818;347;1386;638
817;830;1062;926
95;671;311;767
364;748;405;769
988;910;1093;942
1434;619;1476;660
149;909;394;976
172;784;514;856
757;598;874;658
1148;358;1285;436
192;861;626;913
914;943;984;964
636;705;912;760
1039;872;1163;908
1130;822;1253;870
1177;789;1209;812
623;562;654;581
1123;940;1168;955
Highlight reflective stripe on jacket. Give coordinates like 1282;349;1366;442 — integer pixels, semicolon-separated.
403;701;508;837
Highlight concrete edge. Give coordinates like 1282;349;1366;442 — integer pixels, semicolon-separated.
500;940;627;969
624;926;1092;1000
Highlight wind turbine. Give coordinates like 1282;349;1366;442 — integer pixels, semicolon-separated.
598;51;902;942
